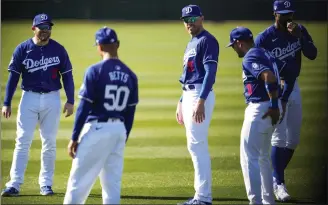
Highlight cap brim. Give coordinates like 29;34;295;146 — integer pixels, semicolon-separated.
35;21;54;26
180;14;201;19
225;41;235;48
275;10;295;14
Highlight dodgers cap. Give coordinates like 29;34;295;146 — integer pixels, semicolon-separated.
94;26;119;45
226;26;253;48
273;0;295;14
180;5;203;19
33;13;54;27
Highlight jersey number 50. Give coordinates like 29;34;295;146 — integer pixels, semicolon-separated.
104;85;130;111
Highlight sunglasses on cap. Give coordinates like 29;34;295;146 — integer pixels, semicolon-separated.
36;24;52;30
183;16;200;23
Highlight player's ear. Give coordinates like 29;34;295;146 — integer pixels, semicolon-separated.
116;40;120;48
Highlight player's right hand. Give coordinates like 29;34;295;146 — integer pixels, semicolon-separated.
68;140;78;159
262;108;280;126
2;106;12;119
279;101;287;124
176;101;184;125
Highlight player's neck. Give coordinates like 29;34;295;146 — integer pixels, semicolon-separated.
191;27;204;38
274;22;288;32
102;53;118;61
244;43;254;55
32;36;49;46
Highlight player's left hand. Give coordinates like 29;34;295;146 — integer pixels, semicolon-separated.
63;103;74;117
193;99;205;123
287;22;302;38
262;108;280;126
68;140;78;159
279;101;288;124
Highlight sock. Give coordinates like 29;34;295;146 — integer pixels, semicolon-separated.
271;146;286;185
283;148;295;169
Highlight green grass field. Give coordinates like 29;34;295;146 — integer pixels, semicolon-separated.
1;20;327;204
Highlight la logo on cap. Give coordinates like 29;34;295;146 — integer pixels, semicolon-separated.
40;14;48;20
185;7;192;14
284;1;291;8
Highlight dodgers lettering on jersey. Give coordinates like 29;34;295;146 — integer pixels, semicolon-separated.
8;39;72;92
79;59;138;122
179;30;219;84
242;47;284;104
255;24;316;78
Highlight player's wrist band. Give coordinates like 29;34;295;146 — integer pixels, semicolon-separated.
265;82;278;93
270;98;279;109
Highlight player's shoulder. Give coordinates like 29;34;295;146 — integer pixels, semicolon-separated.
243;47;268;64
15;38;34;52
200;30;219;44
255;25;276;41
48;39;67;50
116;59;138;81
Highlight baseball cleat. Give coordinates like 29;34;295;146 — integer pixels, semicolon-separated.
178;198;212;205
274;183;291;202
1;187;19;197
40;186;54;196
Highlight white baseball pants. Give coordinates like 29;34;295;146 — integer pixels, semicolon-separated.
181;84;215;203
240;102;277;205
63;119;126;204
272;81;302;149
6;90;61;190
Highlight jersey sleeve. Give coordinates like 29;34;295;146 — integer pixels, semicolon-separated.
8;45;23;74
128;75;139;106
243;57;271;80
60;47;73;75
78;67;96;103
201;37;219;64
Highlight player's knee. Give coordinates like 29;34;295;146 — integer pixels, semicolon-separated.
271;138;286;148
187;140;208;154
286;138;299;149
15;132;34;150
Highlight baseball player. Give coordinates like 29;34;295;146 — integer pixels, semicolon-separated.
227;26;286;204
1;13;75;196
63;26;138;204
176;5;219;205
255;0;317;201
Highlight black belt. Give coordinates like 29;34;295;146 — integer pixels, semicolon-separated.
182;84;213;91
97;118;123;123
182;84;195;91
26;89;51;94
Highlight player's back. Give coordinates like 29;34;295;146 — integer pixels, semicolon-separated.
82;59;138;123
242;47;281;103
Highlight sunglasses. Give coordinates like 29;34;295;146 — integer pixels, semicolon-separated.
36;24;52;30
183;16;200;23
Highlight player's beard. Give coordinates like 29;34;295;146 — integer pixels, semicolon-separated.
278;18;292;29
38;31;51;42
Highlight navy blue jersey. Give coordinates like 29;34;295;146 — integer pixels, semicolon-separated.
242;47;285;104
255;24;317;79
79;59;138;123
179;30;219;84
8;38;73;92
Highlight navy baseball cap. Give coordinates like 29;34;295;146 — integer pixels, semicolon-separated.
180;5;203;19
273;0;295;14
33;13;54;27
94;26;119;45
226;27;253;47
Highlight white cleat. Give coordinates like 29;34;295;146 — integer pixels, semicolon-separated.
274;183;291;202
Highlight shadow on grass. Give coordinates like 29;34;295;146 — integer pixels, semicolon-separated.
12;193;318;204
